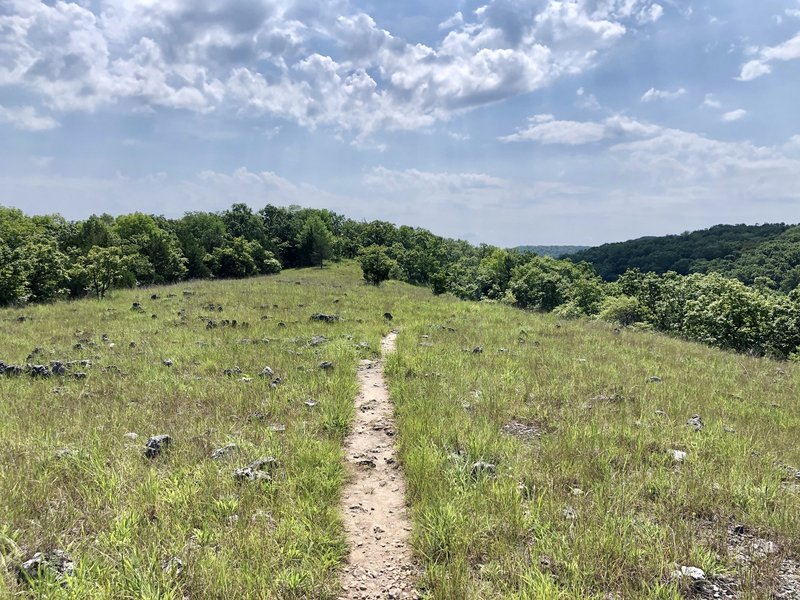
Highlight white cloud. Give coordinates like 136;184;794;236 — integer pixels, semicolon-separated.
641;87;686;102
702;93;721;108
0;0;672;139
721;108;747;122
363;167;507;193
637;4;664;24
738;32;800;81
500;112;800;204
0;104;60;131
438;12;464;31
499;114;659;144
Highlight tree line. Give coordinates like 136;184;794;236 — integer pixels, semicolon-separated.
4;203;800;359
567;223;793;282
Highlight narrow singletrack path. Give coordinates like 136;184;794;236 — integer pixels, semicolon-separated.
339;331;417;600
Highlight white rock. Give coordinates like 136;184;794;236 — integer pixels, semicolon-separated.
671;449;687;463
675;565;705;581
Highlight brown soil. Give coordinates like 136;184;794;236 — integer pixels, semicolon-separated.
338;331;417;600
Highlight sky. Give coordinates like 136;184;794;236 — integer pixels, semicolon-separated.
1;0;800;246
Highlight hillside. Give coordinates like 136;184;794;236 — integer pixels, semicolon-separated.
1;263;799;598
567;223;792;281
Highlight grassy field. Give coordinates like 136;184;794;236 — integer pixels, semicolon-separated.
1;262;799;598
0;264;420;598
387;293;800;598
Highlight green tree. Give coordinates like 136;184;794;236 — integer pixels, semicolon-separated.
22;238;70;303
598;296;646;326
114;213;188;284
358;245;398;286
296;215;334;267
76;246;129;299
0;240;28;305
174;212;228;279
206;237;281;278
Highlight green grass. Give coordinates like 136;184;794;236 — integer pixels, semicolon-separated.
386;296;800;598
0;263;418;598
2;262;799;598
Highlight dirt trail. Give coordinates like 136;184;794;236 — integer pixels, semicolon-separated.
339;331;417;600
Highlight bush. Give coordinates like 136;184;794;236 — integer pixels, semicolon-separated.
358;245;399;286
598;296;646;326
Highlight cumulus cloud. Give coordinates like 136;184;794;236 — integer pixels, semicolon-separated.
721;108;747;122
499;114;659;144
0;104;59;131
737;32;800;81
438;11;464;31
0;0;668;138
641;87;686;102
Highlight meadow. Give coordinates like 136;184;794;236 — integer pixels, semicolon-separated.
387;289;800;598
0;264;417;598
1;262;799;599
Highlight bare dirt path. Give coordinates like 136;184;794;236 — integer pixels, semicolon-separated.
339;331;417;600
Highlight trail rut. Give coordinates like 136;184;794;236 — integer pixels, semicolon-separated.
339;331;417;600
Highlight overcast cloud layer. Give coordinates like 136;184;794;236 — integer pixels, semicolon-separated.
1;0;799;245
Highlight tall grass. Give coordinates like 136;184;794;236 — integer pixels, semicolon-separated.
386;295;800;598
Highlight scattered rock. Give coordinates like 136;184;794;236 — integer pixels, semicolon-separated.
223;367;242;377
50;361;66;376
304;399;318;408
672;565;705;582
501;420;542;441
234;457;277;482
470;461;496;479
144;434;172;458
124;432;139;441
54;447;75;459
210;443;238;460
472;346;484;354
648;376;663;383
151;294;160;300
161;556;183;576
28;364;51;378
18;550;74;584
309;335;328;346
319;361;335;370
0;361;23;376
310;313;340;323
671;449;687;463
131;302;143;311
562;506;577;520
687;414;704;431
162;359;173;367
384;312;393;321
259;366;274;377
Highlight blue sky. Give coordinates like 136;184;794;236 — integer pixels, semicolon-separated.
1;0;800;246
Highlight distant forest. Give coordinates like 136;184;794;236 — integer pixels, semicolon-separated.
567;223;800;290
514;245;589;258
4;205;800;360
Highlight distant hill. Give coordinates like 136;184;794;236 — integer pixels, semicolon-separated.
566;223;795;283
515;245;590;258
